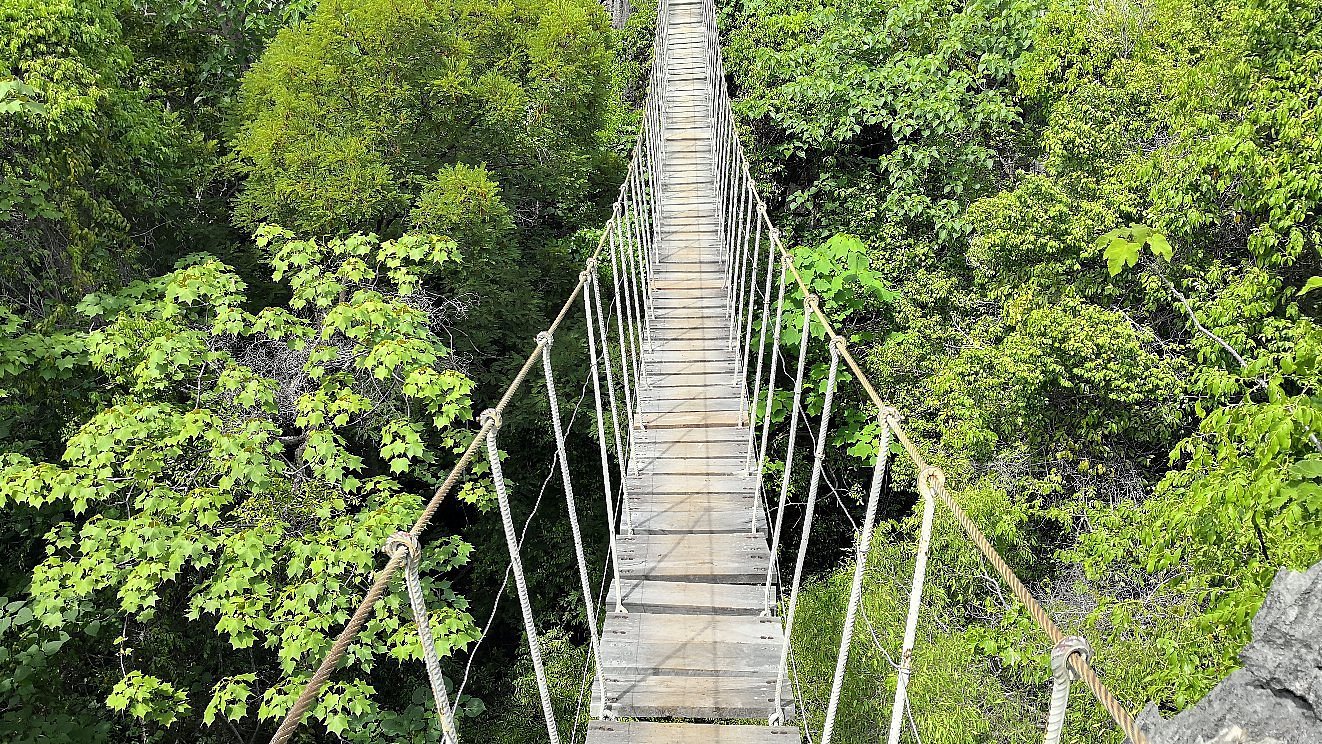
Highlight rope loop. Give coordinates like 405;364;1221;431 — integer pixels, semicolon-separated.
771;227;781;243
806;293;820;311
878;405;902;425
829;335;847;354
917;466;946;498
536;331;553;349
1052;636;1093;683
385;531;421;569
479;408;503;432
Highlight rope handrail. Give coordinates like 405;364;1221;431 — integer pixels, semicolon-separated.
268;7;670;734
268;0;1157;739
694;0;1150;738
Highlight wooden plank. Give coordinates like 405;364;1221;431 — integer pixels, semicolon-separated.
586;721;801;744
624;472;758;494
630;508;766;535
608;579;766;616
594;674;789;719
632;425;750;443
632;437;748;460
640;397;744;415
616;533;769;582
600;616;782;677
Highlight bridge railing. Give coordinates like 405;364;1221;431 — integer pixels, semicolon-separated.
267;2;668;740
696;0;1152;740
269;0;1156;740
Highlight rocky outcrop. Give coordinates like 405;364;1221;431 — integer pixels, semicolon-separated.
1135;562;1322;744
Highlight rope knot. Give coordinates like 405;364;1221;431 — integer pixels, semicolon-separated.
480;408;503;432
536;331;553;349
384;531;421;569
805;294;820;311
1050;636;1093;682
758;203;768;216
878;405;902;425
917;466;945;497
829;335;847;354
585;257;598;272
770;227;781;243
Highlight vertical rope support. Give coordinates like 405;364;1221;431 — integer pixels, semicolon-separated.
735;174;756;356
386;532;461;744
771;336;843;726
886;466;941;744
590;268;635;533
583;266;630;606
621;188;653;361
1045;637;1093;744
538;334;611;715
740;210;773;408
762;297;814;605
736;201;765;386
748;254;787;493
480;408;561;744
821;411;895;744
731;178;755;350
607;217;638;436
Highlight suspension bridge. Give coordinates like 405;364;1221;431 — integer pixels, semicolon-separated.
267;0;1153;742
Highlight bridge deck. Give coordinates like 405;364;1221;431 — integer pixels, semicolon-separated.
588;0;799;741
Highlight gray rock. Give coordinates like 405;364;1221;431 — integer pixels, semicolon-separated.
1137;562;1322;744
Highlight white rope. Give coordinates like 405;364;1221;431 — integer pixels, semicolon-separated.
750;256;788;477
762;297;814;613
606;219;639;436
771;336;843;726
739;209;772;405
887;467;941;744
731;178;754;352
480;408;560;744
581;264;629;610
1045;637;1092;744
589;267;635;533
821;412;895;744
539;332;609;716
386;532;461;744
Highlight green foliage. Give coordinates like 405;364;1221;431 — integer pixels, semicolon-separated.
231;0;616;238
0;0;209;316
731;0;1322;737
1098;224;1172;275
121;0;316;131
0;231;483;740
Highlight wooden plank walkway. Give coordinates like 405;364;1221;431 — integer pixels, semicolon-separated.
588;1;800;741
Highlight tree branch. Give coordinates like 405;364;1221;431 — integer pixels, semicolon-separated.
1157;274;1248;370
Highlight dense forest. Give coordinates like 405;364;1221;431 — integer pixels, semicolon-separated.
0;0;1318;742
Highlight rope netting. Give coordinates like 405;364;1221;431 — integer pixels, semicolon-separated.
267;0;1154;741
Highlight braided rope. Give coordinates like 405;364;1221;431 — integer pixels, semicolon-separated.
771;337;843;726
747;255;786;502
762;297;814;614
742;212;775;425
481;408;560;744
697;8;1149;732
386;532;461;744
822;412;894;744
605;220;638;435
582;268;629;612
589;267;634;533
887;465;941;744
1045;636;1093;744
538;333;610;716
